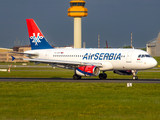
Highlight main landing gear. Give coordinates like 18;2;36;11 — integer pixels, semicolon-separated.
99;72;107;80
73;74;81;80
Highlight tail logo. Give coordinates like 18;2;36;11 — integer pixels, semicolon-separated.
30;33;43;45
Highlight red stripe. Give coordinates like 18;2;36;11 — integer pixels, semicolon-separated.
26;19;44;37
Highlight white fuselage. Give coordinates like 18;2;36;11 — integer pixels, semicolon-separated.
24;48;157;71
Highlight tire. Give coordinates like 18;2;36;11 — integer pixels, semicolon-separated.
103;73;107;79
73;74;81;80
99;73;107;80
133;76;138;80
99;73;103;80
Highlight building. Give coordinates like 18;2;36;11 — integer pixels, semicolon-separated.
0;48;13;62
0;46;31;62
0;48;13;53
68;0;88;48
146;32;160;56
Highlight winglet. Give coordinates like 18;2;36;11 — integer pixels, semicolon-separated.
11;56;15;61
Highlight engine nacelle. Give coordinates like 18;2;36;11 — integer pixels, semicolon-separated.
113;70;132;75
76;66;100;76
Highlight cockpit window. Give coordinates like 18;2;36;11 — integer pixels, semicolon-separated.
138;55;141;58
138;54;151;58
145;55;151;57
141;55;145;58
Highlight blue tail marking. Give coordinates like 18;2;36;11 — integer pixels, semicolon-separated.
11;56;15;61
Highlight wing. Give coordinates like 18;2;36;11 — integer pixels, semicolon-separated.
23;58;103;69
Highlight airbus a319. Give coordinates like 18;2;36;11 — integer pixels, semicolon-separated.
12;19;157;80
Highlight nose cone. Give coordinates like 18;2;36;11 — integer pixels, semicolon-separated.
150;58;157;68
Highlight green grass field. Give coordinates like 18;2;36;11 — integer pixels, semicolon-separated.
0;58;160;119
154;57;160;67
0;82;160;120
0;69;160;79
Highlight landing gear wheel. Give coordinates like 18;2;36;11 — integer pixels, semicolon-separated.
132;76;138;80
99;74;103;80
99;73;107;80
73;74;81;80
103;73;107;79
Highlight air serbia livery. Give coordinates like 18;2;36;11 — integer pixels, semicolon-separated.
14;19;158;80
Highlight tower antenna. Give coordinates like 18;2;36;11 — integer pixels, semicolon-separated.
131;32;133;48
98;34;100;48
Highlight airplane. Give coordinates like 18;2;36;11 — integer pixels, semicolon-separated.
12;19;157;80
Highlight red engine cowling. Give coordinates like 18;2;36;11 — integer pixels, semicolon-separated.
113;70;132;75
76;66;100;76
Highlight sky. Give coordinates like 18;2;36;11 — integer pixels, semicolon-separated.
0;0;160;48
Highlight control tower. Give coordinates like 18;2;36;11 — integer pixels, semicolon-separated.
68;0;88;48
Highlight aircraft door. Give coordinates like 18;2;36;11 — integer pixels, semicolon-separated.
45;51;50;59
126;51;133;63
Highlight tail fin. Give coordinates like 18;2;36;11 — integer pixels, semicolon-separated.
26;19;53;50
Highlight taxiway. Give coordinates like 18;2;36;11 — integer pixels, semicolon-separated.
0;78;160;83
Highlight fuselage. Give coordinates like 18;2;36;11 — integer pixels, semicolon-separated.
24;48;157;71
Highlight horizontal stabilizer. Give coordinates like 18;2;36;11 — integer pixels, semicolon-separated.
11;56;15;61
11;56;23;61
9;51;38;58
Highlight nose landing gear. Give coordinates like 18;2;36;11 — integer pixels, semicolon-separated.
132;76;138;80
132;70;138;80
73;74;81;80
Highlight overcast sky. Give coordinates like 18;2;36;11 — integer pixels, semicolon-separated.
0;0;160;48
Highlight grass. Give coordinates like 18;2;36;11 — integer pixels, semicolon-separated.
0;70;160;79
0;62;47;66
0;58;160;119
0;67;160;79
154;57;160;67
0;82;160;120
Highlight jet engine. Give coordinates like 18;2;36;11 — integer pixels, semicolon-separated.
76;65;100;76
113;70;132;75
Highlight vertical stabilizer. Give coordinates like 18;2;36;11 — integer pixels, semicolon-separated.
26;19;53;50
